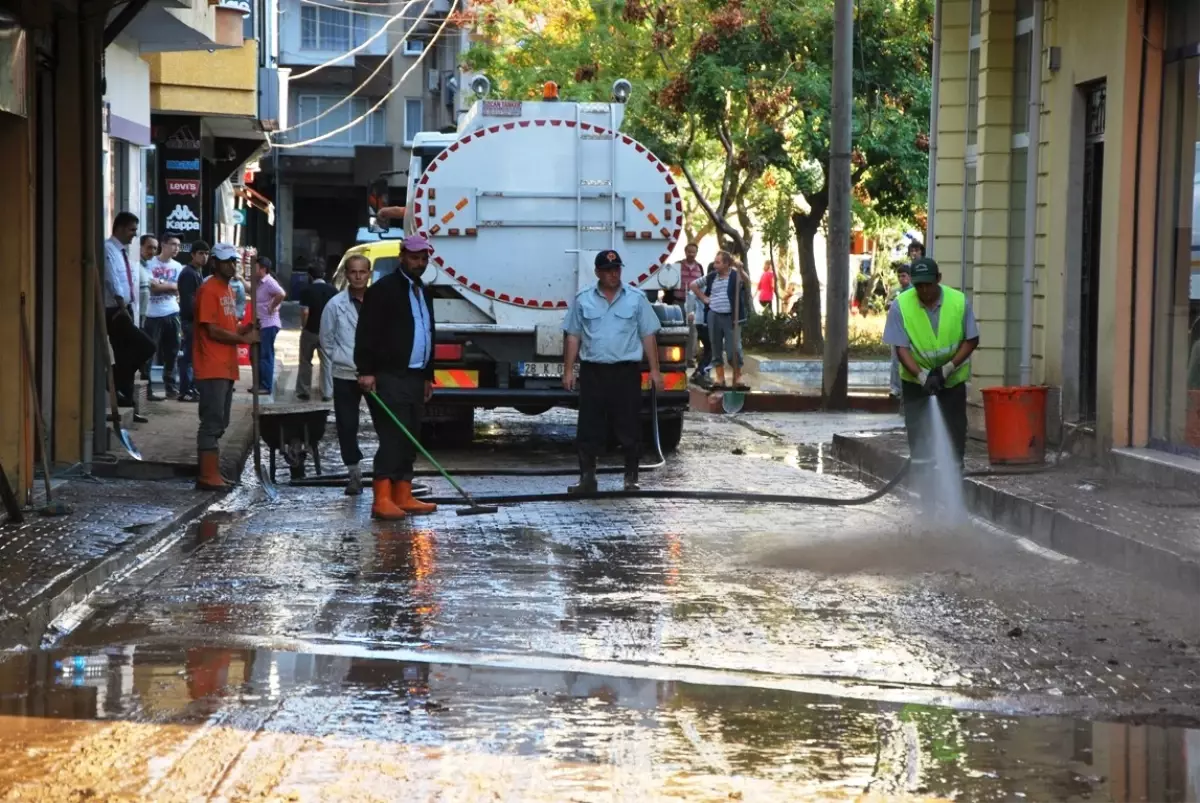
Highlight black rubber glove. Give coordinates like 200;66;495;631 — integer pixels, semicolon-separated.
924;365;946;394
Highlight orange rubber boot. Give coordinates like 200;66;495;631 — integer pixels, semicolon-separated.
371;479;407;520
393;480;437;515
196;451;229;491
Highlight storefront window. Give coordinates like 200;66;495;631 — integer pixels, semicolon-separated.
1150;54;1200;449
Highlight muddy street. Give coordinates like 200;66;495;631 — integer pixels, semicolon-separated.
5;409;1200;800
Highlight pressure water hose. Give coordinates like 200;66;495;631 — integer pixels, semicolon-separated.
289;387;1056;509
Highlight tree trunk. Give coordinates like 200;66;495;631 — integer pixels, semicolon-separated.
792;212;824;354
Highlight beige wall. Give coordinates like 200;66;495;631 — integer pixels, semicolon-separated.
145;40;259;117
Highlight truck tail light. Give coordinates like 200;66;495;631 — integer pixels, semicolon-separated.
435;344;463;361
659;345;683;364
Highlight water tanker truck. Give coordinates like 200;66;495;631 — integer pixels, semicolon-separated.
360;76;690;450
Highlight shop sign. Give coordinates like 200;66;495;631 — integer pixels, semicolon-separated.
167;178;200;196
164;204;201;233
164;126;200;150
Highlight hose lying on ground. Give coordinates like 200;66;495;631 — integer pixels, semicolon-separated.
289;387;1060;508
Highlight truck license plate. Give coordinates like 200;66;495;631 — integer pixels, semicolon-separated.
516;362;576;378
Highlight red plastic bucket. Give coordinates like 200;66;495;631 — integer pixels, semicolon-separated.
980;385;1048;465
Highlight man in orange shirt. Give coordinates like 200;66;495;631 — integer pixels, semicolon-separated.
194;243;259;490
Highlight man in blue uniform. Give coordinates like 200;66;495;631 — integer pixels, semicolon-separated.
563;250;664;493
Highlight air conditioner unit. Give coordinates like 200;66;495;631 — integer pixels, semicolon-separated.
427;70;440;93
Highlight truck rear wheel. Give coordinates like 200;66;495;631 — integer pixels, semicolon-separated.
425;408;475;448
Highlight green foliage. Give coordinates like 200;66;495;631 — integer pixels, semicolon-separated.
742;308;802;350
461;0;934;278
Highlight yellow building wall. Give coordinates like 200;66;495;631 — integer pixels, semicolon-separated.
1039;0;1130;442
144;40;258;117
932;0;971;291
933;0;1133;445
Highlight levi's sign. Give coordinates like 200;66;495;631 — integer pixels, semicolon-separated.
167;179;200;196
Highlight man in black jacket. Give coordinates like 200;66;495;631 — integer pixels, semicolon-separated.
355;234;438;520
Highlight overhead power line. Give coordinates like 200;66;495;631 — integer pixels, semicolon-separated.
279;0;435;134
290;0;421;81
272;0;459;150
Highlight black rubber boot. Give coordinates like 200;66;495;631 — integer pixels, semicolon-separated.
623;456;640;491
568;456;598;495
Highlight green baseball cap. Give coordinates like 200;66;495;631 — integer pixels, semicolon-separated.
908;257;939;284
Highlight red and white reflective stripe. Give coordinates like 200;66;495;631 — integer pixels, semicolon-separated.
411;119;683;309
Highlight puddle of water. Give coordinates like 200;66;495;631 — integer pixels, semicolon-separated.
0;644;1198;801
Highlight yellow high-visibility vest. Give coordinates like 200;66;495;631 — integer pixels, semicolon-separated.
897;286;970;388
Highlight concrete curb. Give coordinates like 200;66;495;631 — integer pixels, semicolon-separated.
0;491;221;650
830;434;1200;594
689;387;898;414
747;353;890;376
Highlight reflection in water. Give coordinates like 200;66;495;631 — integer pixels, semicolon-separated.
0;644;1197;800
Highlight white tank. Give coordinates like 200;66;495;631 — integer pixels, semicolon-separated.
409;99;684;326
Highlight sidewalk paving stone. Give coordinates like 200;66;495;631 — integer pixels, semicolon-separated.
831;429;1200;592
0;477;219;649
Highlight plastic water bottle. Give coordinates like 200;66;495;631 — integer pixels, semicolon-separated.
54;655;107;675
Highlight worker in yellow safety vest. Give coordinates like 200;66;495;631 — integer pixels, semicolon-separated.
882;257;980;466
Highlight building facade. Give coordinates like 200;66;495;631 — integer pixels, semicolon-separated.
932;0;1200;456
0;0;279;505
265;0;462;283
144;0;280;253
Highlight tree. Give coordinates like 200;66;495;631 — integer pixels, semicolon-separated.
463;0;933;352
733;0;934;351
461;0;773;267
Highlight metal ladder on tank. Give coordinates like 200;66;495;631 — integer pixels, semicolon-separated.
567;104;620;257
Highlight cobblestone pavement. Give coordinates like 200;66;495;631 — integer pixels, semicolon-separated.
836;429;1200;581
0;477;217;644
53;409;1200;722
5;408;1200;799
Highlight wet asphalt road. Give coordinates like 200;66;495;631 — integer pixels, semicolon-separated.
5;408;1200;800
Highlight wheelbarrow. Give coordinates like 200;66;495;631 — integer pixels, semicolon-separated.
258;404;331;481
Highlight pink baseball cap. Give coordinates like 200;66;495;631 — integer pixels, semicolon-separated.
402;234;433;253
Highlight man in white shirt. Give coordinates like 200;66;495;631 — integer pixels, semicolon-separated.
104;212;152;411
145;234;185;400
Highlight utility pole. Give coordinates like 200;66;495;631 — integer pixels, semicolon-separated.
824;0;853;408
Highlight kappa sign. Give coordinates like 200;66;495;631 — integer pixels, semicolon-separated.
165;204;201;233
167;178;200;197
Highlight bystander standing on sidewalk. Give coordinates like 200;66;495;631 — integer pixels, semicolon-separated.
253;256;286;396
137;234;157;385
690;250;751;390
757;261;776;314
137;235;155;329
103;213;154;420
886;263;913;398
193;243;259;491
297;263;338;402
145;235;183;400
231;263;247;321
176;241;208;403
320;254;370;495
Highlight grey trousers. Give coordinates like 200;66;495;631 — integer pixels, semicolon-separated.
708;311;744;369
297;329;333;400
197;378;234;452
